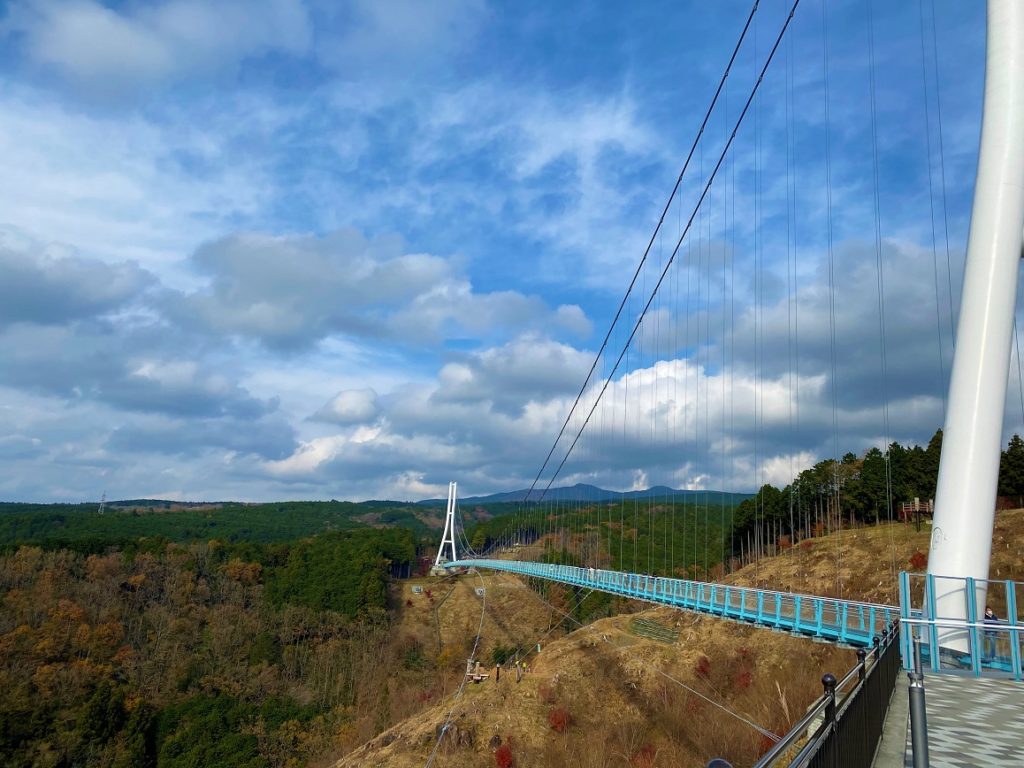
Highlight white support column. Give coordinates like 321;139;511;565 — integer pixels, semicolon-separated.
928;0;1024;648
434;481;459;566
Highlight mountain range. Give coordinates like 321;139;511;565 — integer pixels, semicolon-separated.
415;482;752;506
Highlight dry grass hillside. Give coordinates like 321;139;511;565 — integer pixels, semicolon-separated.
724;509;1024;603
331;511;1024;768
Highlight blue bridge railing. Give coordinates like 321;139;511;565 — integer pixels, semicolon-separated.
449;559;898;647
899;571;1023;681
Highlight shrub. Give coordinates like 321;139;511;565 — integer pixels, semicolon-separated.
547;707;572;733
490;644;517;666
734;669;753;690
632;744;657;768
909;551;927;570
495;743;514;768
694;655;711;679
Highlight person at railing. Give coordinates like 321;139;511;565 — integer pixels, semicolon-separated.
983;605;1000;660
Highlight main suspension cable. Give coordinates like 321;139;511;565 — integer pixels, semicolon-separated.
536;0;802;501
523;1;762;503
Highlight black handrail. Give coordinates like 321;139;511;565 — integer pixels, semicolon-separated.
753;621;902;768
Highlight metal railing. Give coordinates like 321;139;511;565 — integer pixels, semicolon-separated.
754;623;902;768
451;559;898;646
899;572;1023;680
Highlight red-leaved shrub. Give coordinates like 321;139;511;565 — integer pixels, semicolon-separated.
547;707;572;733
735;669;754;690
632;744;657;768
909;551;927;570
694;655;711;679
495;744;514;768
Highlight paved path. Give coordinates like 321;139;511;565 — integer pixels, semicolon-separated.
872;675;908;767
900;675;1022;767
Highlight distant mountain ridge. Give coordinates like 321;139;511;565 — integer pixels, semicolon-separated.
415;482;752;506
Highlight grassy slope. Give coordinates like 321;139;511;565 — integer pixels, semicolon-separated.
723;509;1024;604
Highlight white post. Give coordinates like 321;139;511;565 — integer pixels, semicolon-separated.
434;481;459;566
928;0;1024;649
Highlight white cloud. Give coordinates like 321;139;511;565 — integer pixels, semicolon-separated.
0;235;153;323
12;0;310;96
0;90;275;281
312;388;379;425
432;335;593;414
170;229;591;349
315;0;486;78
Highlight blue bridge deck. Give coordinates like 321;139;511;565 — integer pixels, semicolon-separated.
450;559;898;647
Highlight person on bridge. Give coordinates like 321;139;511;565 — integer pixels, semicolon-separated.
983;606;1000;659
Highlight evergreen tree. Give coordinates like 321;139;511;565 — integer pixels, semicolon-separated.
921;429;943;500
856;448;889;523
998;434;1024;499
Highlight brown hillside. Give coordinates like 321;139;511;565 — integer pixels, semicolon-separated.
724;510;1024;603
331;511;1024;768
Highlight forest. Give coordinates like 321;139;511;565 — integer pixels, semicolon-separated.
0;499;450;552
5;431;1024;766
0;529;427;768
730;431;1024;560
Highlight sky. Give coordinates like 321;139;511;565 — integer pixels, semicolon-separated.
0;0;1009;503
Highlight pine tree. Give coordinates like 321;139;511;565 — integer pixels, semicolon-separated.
998;434;1024;500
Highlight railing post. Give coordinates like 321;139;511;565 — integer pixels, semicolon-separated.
822;673;837;717
857;648;867;681
822;671;837;768
924;574;940;672
1008;580;1021;682
873;636;884;712
908;667;930;768
965;576;982;675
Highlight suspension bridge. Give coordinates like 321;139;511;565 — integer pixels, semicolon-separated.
425;1;1024;766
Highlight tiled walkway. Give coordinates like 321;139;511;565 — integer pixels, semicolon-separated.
902;675;1023;767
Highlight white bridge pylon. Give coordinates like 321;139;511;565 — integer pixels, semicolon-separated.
929;0;1024;650
433;481;459;567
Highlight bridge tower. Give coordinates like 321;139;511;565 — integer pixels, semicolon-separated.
433;481;459;570
929;0;1024;647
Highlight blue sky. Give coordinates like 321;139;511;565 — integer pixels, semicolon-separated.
0;0;1006;502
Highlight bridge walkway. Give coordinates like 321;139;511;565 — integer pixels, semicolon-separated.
451;559;898;648
873;675;1022;767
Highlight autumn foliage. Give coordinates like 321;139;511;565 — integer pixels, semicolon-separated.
694;655;711;679
632;744;658;767
0;539;421;767
495;743;514;767
547;707;572;733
